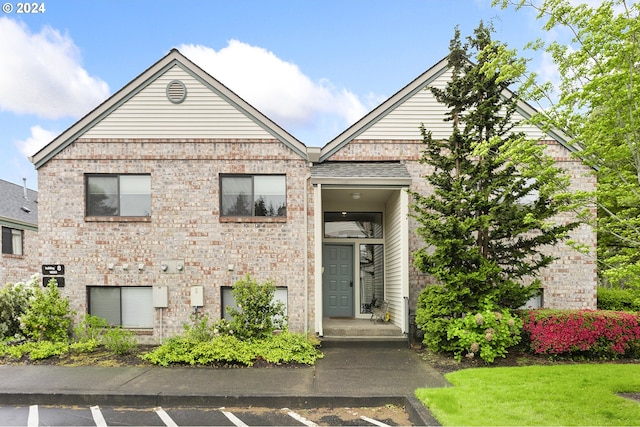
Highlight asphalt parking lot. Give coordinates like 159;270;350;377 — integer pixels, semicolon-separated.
0;404;414;426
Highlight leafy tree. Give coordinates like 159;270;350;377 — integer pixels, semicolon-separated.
494;0;640;289
412;23;581;352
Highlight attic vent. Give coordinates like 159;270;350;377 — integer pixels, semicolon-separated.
166;80;187;104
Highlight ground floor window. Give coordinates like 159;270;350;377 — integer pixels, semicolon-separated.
221;286;288;323
88;286;154;328
360;244;384;314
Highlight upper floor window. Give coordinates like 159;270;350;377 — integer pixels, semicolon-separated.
86;174;151;217
220;175;286;217
1;226;23;255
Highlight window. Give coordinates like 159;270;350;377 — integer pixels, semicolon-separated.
359;244;384;314
86;174;151;217
1;227;23;255
88;287;154;328
324;212;383;238
220;175;286;217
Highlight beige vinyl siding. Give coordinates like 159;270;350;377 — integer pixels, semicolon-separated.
359;68;545;141
384;190;405;330
84;65;273;139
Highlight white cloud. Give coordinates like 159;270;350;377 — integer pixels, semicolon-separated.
16;125;57;157
178;40;369;134
0;17;110;119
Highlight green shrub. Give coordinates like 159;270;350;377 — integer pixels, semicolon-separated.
190;336;255;366
446;309;522;362
141;335;255;366
226;275;287;339
597;286;640;311
102;327;137;355
69;338;100;353
0;340;69;361
415;284;465;353
25;341;69;360
141;332;323;367
182;314;232;341
0;276;36;340
73;314;108;342
20;279;73;342
253;332;324;365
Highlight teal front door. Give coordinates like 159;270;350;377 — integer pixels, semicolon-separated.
323;244;354;317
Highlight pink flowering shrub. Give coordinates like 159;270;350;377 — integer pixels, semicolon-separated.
522;309;640;358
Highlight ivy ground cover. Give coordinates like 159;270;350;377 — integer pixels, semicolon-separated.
416;364;640;426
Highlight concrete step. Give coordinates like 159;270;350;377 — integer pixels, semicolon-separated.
320;336;408;349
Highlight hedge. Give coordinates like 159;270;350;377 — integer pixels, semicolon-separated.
522;309;640;359
597;286;640;311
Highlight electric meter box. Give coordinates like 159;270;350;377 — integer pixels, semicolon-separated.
153;285;168;308
191;285;204;307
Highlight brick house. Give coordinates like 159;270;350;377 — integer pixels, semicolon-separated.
0;179;39;285
30;49;596;342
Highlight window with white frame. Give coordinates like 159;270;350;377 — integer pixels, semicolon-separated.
220;175;286;217
86;174;151;217
1;226;23;255
88;287;154;328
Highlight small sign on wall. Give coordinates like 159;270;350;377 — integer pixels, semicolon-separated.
43;277;65;287
42;264;65;287
42;264;65;275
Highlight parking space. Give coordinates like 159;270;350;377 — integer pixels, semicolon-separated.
0;404;412;426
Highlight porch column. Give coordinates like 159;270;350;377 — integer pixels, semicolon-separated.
313;183;323;336
400;189;410;334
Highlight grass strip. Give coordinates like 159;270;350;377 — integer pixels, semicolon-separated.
416;364;640;426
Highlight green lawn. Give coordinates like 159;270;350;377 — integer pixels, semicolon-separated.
416;364;640;426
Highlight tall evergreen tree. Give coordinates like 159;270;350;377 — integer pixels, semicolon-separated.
412;23;581;351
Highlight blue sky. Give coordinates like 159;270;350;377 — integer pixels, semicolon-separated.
0;0;555;189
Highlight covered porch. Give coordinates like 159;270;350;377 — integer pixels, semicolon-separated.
311;162;412;339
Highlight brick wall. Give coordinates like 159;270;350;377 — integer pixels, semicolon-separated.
37;138;311;342
0;228;39;285
326;138;598;310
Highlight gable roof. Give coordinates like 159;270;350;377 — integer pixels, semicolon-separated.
30;49;309;169
319;57;578;163
0;179;38;230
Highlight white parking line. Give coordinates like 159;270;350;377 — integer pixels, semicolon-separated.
154;407;178;427
221;410;249;427
360;415;391;427
284;409;319;427
27;405;38;427
91;405;107;427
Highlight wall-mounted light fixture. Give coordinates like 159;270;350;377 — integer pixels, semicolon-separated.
161;263;168;272
107;263;115;270
352;192;361;200
138;263;145;272
122;263;129;271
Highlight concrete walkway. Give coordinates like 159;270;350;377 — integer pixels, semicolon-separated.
0;341;449;425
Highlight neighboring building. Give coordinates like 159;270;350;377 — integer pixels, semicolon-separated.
0;179;39;285
30;50;596;342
